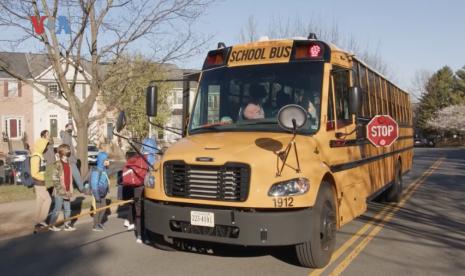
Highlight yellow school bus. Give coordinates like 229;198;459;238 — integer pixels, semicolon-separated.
142;34;413;268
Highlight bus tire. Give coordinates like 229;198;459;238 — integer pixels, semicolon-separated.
295;183;336;268
146;231;177;251
386;161;403;202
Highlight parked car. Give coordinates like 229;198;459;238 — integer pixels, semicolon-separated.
88;144;99;164
7;150;28;163
414;137;436;147
12;161;26;184
1;163;15;184
5;151;29;184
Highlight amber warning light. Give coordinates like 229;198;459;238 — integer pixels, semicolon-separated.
203;49;228;68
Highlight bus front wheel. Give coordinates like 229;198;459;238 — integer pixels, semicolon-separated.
295;183;336;268
145;230;177;251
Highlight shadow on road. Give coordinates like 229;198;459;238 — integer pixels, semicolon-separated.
0;228;125;276
149;237;303;268
354;148;465;272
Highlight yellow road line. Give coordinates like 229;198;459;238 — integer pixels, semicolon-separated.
329;158;444;275
310;158;444;276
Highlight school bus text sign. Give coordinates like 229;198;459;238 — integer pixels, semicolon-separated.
366;115;399;147
228;40;293;67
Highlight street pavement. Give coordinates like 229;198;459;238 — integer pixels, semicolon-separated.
0;148;464;275
0;161;125;241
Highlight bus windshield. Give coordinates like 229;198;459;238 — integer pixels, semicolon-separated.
189;62;324;135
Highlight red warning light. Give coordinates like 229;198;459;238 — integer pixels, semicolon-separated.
293;42;324;60
309;44;321;58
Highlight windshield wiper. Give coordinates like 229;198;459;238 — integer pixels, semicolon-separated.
194;122;231;131
236;120;278;126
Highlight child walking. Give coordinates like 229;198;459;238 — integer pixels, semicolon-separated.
49;144;75;232
91;152;110;232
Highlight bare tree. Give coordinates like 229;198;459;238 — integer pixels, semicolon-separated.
239;15;258;43
0;0;211;175
410;70;433;102
238;14;391;76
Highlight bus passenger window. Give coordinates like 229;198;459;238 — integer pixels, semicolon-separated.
333;67;351;125
327;82;335;130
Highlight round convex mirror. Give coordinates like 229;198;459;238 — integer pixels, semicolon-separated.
277;104;308;131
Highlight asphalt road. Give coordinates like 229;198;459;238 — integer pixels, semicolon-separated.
0;148;464;276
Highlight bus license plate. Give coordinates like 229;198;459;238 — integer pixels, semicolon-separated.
190;211;215;227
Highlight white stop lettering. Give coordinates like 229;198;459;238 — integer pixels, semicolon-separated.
371;125;394;137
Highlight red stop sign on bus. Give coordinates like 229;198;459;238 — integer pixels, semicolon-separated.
366;115;399;147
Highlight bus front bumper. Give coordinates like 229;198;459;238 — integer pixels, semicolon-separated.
144;200;315;246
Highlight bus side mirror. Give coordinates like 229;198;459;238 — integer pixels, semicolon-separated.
349;86;362;116
146;85;158;117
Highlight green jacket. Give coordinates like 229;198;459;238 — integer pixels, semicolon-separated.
49;160;74;199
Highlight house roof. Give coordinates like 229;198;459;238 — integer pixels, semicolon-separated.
0;52;196;89
0;52;93;80
0;52;33;79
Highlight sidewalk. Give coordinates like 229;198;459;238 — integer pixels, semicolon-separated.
0;188;126;241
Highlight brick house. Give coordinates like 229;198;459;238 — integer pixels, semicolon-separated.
0;52;96;156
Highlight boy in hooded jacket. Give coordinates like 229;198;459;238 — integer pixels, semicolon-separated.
48;144;75;232
91;152;110;231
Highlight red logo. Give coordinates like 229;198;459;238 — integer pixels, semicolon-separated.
366;115;399;147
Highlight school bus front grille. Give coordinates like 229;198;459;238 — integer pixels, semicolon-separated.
163;161;250;202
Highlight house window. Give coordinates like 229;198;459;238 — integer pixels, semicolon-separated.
4;117;23;139
107;123;113;141
48;83;61;99
82;84;86;99
175;90;183;105
8;82;18;97
157;131;164;140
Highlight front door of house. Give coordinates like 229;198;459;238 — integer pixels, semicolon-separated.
50;119;58;138
9;119;17;138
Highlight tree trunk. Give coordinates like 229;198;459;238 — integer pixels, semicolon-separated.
75;118;89;178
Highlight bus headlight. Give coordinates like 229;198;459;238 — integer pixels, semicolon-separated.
268;178;310;197
145;175;155;189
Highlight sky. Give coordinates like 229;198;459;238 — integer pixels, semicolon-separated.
182;0;465;92
2;0;464;96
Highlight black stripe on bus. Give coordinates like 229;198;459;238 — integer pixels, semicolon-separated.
330;146;414;173
329;135;413;148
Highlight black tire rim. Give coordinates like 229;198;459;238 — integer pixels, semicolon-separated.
320;200;336;251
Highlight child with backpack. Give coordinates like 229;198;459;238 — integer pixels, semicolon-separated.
122;138;158;243
48;144;75;232
90;152;110;232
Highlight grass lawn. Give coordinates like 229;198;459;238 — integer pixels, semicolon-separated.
0;176;119;209
0;185;35;203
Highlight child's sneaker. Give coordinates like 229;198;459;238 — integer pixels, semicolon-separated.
64;224;76;231
123;219;130;227
49;225;61;232
127;224;135;231
136;237;142;244
33;223;47;233
92;225;104;232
